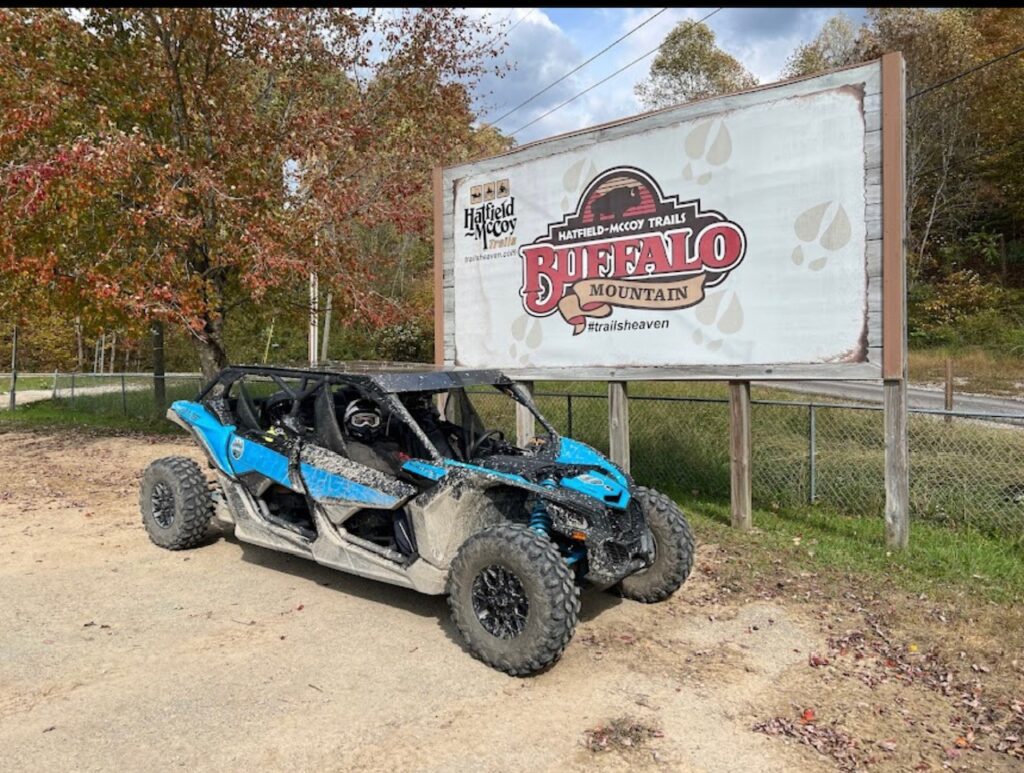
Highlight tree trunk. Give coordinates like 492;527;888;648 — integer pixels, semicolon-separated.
194;314;229;381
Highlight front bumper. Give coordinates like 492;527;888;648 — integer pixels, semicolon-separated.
581;499;655;585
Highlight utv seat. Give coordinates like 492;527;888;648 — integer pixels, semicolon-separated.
314;386;349;456
235;381;263;433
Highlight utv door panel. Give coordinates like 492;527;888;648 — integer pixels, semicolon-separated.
298;445;415;509
226;435;293;487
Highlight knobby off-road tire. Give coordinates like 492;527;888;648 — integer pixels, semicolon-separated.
618;487;695;603
447;524;580;676
139;456;213;550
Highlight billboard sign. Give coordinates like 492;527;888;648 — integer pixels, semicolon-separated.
436;58;903;380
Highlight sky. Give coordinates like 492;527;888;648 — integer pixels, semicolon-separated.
470;7;867;144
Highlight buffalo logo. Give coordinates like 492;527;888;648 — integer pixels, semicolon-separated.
230;436;244;461
519;166;747;334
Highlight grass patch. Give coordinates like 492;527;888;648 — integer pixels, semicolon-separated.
10;376;1024;545
678;494;1024;604
910;346;1024;397
0;375;54;393
0;399;183;434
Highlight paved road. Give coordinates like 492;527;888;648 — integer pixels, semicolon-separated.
0;384;146;410
760;380;1024;416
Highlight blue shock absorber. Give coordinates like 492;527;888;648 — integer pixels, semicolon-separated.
564;545;586;566
529;479;557;536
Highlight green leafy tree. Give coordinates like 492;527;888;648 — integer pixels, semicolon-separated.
784;9;1024;286
1;9;506;378
783;14;859;78
635;21;758;109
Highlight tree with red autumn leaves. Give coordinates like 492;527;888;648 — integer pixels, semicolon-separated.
1;8;507;377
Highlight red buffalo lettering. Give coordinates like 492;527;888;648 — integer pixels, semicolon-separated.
521;224;743;316
697;222;745;270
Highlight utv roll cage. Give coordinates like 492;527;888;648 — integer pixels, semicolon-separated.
195;364;558;464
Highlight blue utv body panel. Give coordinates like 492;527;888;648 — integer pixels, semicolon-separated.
446;443;630;511
171;400;403;508
559;470;629;510
300;464;403;507
172;401;630;513
170;401;235;474
556;438;630;509
230;437;292;486
401;459;449;481
445;459;531;485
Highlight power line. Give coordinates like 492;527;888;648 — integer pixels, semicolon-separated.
487;7;669;128
480;7;535;54
510;8;723;138
503;7;535;39
908;42;1024;101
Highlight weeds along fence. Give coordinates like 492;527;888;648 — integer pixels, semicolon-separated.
3;372;1024;542
472;389;1024;543
3;372;205;421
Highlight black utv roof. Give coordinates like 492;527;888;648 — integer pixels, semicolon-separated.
209;364;514;395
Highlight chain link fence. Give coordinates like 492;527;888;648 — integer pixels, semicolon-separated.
0;372;206;420
4;373;1024;541
537;391;1024;542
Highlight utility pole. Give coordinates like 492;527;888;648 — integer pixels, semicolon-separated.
320;292;333;363
263;317;275;364
75;316;84;371
152;321;166;412
308;272;319;367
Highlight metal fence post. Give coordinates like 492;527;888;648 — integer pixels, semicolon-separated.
566;394;574;438
8;323;17;411
121;373;127;415
808;404;817;504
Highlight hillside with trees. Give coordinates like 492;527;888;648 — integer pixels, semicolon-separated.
1;8;510;375
4;9;1023;376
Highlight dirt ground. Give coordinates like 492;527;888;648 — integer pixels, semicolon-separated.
1;430;1021;772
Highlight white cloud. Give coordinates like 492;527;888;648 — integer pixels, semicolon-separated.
473;8;861;144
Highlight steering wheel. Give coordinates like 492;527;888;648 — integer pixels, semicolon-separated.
467;429;505;460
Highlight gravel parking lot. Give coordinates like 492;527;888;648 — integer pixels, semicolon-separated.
3;429;1019;772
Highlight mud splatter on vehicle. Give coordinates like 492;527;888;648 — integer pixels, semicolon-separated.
140;365;695;675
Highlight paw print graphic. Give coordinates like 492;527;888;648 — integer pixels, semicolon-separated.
561;157;598;211
691;289;744;353
791;202;852;271
508;313;543;366
683;119;732;185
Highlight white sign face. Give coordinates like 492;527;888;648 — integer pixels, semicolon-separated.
444;64;885;376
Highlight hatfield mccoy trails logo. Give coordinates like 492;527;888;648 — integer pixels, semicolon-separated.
519;167;747;335
464;178;516;250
